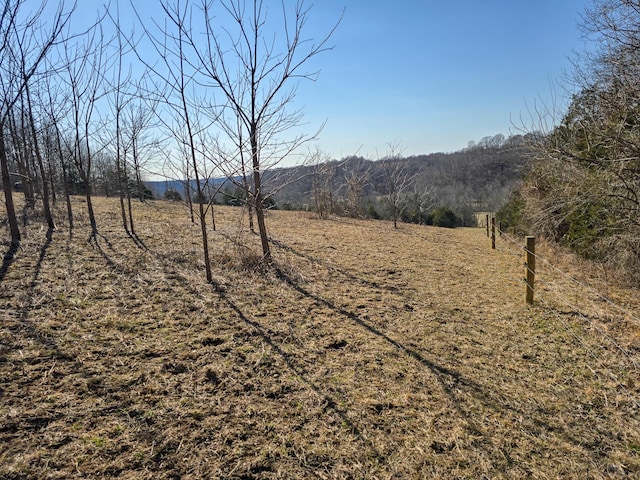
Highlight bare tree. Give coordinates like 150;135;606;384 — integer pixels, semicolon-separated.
114;79;160;235
62;18;113;238
341;157;370;218
193;0;341;263
131;0;339;279
44;81;75;230
6;96;36;206
108;1;162;236
107;2;133;234
123;85;159;203
379;144;413;229
214;110;256;232
0;0;74;246
403;180;436;225
309;149;336;218
135;0;215;282
23;66;55;232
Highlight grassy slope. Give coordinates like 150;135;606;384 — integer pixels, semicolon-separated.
1;197;639;479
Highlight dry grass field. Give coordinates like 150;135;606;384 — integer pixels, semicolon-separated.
1;196;639;479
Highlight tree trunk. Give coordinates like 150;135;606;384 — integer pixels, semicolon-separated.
47;157;56;205
60;160;74;230
127;192;135;235
79;167;98;236
211;204;216;231
116;162;128;232
53;127;73;230
180;77;212;281
25;82;55;231
185;178;194;223
85;190;97;235
250;132;272;263
241;163;255;232
194;178;212;282
115;122;129;233
0;129;21;246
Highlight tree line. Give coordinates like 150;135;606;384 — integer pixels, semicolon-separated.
266;134;532;228
0;0;340;282
498;0;640;283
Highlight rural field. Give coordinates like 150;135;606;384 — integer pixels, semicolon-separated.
1;197;639;479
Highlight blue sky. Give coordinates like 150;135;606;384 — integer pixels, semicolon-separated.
292;0;591;158
68;0;591;162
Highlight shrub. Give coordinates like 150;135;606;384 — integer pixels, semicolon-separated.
563;201;613;260
132;184;154;200
262;196;277;210
496;189;526;235
366;201;381;220
164;189;182;202
431;206;458;228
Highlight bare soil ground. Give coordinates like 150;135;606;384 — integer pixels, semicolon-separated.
1;197;639;479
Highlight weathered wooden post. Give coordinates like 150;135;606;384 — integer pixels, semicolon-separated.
491;217;496;250
486;214;490;237
525;236;536;305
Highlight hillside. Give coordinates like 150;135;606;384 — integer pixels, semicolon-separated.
142;134;531;225
1;198;639;479
265;134;531;219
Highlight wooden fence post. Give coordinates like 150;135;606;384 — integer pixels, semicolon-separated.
491;217;496;250
486;214;489;237
525;236;536;305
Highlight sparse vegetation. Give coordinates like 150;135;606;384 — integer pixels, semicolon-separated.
1;196;638;479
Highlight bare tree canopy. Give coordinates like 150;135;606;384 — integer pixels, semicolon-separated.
134;0;340;265
0;0;75;246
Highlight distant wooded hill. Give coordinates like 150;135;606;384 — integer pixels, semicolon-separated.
262;133;533;226
143;134;533;227
145;177;237;200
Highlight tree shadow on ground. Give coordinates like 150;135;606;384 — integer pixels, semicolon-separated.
30;229;54;287
92;232;148;278
271;265;591;455
0;242;18;284
214;286;389;474
269;235;398;292
127;229;149;251
2;231;97;400
92;234;123;272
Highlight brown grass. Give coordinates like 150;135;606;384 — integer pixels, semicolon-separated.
1;196;639;479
